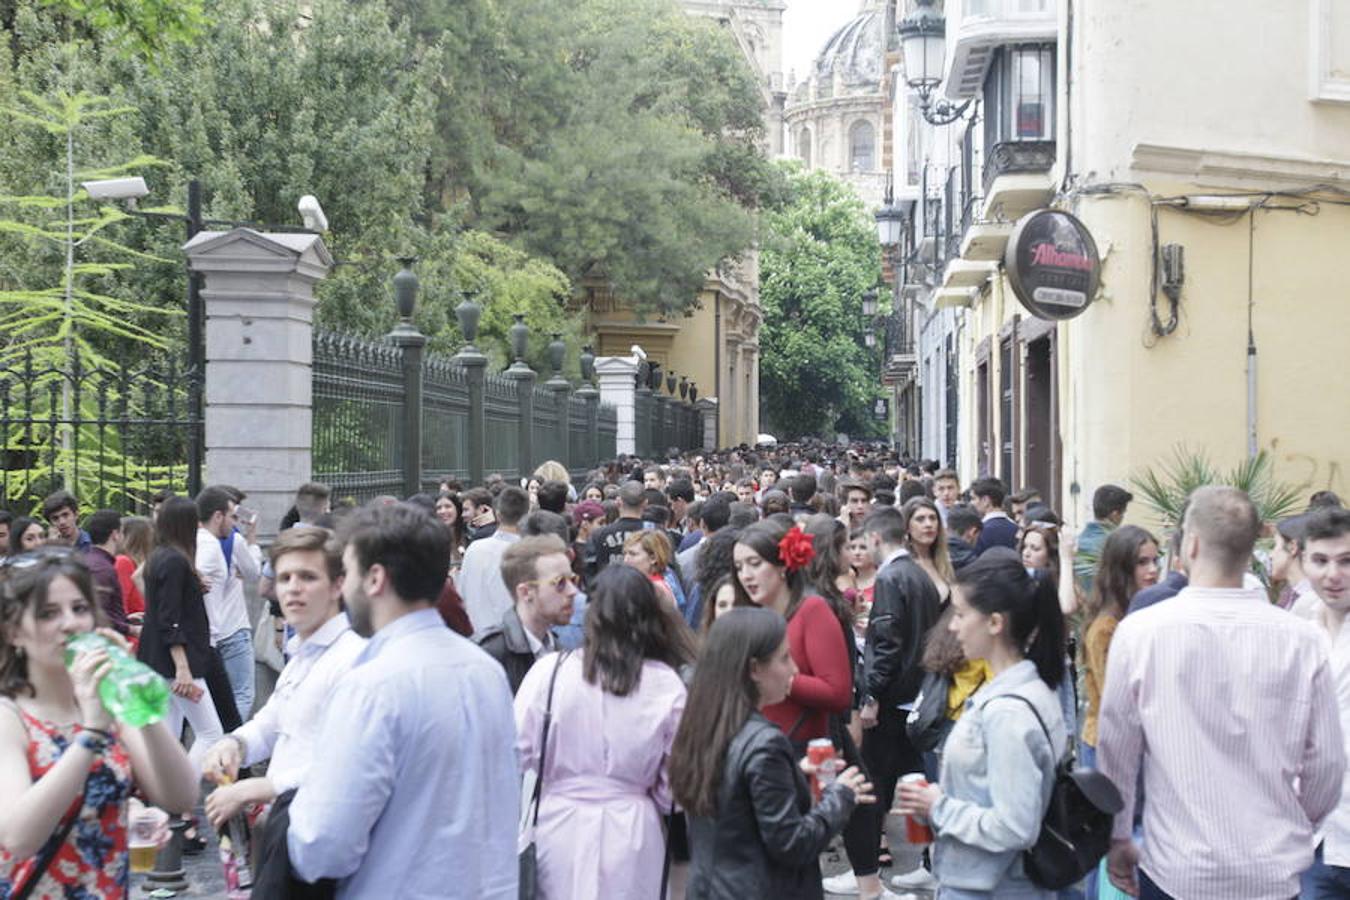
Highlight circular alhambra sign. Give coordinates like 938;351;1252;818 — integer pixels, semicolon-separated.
1004;209;1101;321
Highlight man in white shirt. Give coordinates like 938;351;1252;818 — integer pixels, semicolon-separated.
1301;505;1350;897
459;486;529;634
1100;486;1344;900
197;486;254;720
200;526;366;826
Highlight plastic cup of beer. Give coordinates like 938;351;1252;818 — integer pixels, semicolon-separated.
128;804;165;873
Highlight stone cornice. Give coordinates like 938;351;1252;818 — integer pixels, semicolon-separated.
1131;141;1350;189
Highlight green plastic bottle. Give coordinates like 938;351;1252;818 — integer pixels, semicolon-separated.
64;632;170;728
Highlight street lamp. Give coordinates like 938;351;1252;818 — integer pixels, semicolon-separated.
899;0;974;126
862;289;878;317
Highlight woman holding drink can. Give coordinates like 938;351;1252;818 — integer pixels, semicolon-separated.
672;607;875;899
895;548;1068;899
0;549;198;898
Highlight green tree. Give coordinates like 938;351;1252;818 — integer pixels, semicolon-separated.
393;0;775;316
758;164;883;440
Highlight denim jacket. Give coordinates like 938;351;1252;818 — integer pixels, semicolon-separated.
930;659;1067;893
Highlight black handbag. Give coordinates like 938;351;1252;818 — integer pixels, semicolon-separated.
905;669;955;753
520;651;569;900
990;694;1124;890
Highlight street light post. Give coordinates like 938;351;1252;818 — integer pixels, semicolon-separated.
899;0;974;126
185;180;203;495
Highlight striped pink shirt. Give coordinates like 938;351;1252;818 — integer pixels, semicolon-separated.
1098;586;1344;900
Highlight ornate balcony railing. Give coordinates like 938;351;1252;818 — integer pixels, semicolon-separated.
982;140;1055;194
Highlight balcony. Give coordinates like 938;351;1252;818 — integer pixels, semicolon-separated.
881;309;918;386
981;140;1056;220
942;0;1058;101
983;140;1055;193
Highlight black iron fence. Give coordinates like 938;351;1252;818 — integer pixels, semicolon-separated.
312;329;632;504
0;349;200;514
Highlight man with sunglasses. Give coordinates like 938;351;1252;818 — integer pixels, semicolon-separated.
475;535;578;694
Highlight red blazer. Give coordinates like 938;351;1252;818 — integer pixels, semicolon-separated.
763;594;853;743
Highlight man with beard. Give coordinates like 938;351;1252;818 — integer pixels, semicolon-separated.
287;503;518;898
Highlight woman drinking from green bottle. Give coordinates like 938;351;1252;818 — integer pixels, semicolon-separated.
0;548;198;899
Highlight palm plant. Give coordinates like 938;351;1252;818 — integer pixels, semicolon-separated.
1131;445;1306;528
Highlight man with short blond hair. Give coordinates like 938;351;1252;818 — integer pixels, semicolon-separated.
476;534;576;694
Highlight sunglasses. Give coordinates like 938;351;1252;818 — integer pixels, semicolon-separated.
526;572;582;591
1;546;76;571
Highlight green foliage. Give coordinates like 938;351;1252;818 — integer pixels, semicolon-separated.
1131;445;1308;527
758;164;883;440
39;0;207;60
395;0;772;315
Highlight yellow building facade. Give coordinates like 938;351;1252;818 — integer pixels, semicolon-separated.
906;0;1350;527
579;254;763;448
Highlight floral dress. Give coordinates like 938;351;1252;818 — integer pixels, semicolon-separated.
0;709;134;899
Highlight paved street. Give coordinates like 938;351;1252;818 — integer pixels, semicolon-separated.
130;805;931;899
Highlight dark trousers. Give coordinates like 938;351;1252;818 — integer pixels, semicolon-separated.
843;709;926;876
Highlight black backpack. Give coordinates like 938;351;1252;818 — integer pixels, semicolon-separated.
988;693;1124;890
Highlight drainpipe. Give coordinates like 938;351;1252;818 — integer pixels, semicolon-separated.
1246;213;1258;459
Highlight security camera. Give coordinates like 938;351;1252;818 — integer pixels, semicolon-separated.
81;177;149;206
630;344;647;361
297;195;328;233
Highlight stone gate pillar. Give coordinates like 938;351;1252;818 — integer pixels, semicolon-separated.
184;228;332;541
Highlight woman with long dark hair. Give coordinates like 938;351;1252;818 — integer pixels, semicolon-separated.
733;519;851;748
136;497;224;769
673;606;874;899
434;491;466;571
0;550;198;897
896;548;1068;899
7;518;44;557
1079;524;1159;770
514;565;696;899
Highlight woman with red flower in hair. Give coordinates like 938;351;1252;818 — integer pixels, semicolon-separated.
732;518;853;752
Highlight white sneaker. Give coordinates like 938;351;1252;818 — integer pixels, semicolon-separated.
888;866;937;890
822;869;859;895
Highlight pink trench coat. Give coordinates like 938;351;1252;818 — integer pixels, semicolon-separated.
515;653;687;900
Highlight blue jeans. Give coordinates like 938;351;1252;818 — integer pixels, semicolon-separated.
216;627;255;721
1302;842;1350;899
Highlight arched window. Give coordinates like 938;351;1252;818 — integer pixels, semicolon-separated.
798;127;813;167
849;120;876;172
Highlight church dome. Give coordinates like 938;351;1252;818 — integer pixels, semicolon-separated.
813;7;883;89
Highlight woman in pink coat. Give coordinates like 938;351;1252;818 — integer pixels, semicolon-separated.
515;565;697;899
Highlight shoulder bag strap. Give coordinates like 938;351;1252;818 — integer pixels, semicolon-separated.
530;650;571;828
984;692;1061;763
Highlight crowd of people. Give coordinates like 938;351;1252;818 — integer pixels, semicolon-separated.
0;444;1348;900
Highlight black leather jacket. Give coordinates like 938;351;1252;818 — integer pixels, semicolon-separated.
865;553;943;712
687;714;855;900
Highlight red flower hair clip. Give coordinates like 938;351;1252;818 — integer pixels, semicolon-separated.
778;525;816;573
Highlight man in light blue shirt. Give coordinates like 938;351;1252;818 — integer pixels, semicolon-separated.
287;503;519;899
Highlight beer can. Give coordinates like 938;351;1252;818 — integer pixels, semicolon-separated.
901;772;935;844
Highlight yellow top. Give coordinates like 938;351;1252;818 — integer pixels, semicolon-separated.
1080;613;1121;747
946;658;993;720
